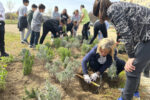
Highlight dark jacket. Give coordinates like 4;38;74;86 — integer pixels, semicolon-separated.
18;16;28;31
82;46;119;75
27;10;34;25
107;2;150;58
43;19;59;33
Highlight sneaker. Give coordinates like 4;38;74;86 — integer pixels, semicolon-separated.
1;52;9;57
117;97;123;100
29;45;33;48
23;40;29;44
134;91;140;98
21;40;25;44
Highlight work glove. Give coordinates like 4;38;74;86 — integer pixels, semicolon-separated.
90;73;99;81
83;74;91;83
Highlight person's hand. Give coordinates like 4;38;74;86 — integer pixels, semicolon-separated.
90;72;99;81
83;74;91;83
125;58;135;72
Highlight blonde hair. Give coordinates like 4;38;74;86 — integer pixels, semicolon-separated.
97;38;115;60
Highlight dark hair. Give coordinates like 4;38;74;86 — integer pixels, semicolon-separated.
93;0;112;22
23;0;29;3
81;5;85;8
32;4;37;8
60;18;66;25
39;4;46;10
55;6;58;9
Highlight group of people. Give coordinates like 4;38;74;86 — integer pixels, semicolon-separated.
17;0;93;48
0;0;150;100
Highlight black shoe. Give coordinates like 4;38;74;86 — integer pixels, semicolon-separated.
1;52;9;57
144;71;150;78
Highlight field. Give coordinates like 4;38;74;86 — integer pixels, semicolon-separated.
0;24;149;100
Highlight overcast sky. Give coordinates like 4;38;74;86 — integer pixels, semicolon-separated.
0;0;119;15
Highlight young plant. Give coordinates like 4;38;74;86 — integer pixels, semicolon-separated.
23;50;34;75
23;87;36;99
0;55;14;64
52;38;61;48
57;47;71;62
107;61;117;79
45;60;62;78
36;45;54;64
36;80;61;100
60;39;68;47
71;39;81;49
63;56;70;68
45;42;51;48
0;65;7;91
56;60;80;89
81;43;91;56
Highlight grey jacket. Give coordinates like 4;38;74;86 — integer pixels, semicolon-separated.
31;10;43;32
107;2;150;58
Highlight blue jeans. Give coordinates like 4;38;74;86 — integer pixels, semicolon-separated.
30;31;40;46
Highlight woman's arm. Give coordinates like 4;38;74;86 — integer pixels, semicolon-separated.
82;46;97;74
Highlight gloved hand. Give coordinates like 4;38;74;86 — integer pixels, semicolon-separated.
90;73;99;81
83;74;91;83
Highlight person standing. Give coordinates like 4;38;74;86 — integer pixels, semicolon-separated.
52;6;60;20
0;2;9;57
29;4;45;48
23;4;37;44
61;9;69;23
17;0;29;44
79;5;90;43
89;20;109;44
93;0;150;100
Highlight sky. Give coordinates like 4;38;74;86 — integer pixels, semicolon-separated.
0;0;119;15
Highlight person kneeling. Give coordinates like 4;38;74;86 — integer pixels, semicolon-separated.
81;38;125;83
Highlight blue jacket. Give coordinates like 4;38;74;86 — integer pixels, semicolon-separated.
82;45;118;75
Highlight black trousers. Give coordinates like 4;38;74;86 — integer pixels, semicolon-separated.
40;24;58;44
89;22;107;44
0;21;5;54
82;22;90;41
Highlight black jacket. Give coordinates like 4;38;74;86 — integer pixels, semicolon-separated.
18;16;28;31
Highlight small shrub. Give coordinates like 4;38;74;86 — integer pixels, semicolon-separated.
60;39;68;47
52;38;61;48
71;39;81;49
36;80;61;100
36;45;54;63
23;50;34;75
23;87;36;99
107;62;117;79
57;47;71;62
63;56;70;68
76;35;82;41
0;55;14;64
65;42;72;48
0;65;7;91
45;42;51;48
56;60;80;88
81;43;91;56
45;60;62;78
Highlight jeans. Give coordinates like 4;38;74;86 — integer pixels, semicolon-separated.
30;31;40;46
122;41;150;100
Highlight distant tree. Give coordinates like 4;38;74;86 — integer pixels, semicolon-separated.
6;0;15;21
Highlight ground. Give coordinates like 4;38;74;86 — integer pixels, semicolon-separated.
0;24;149;100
